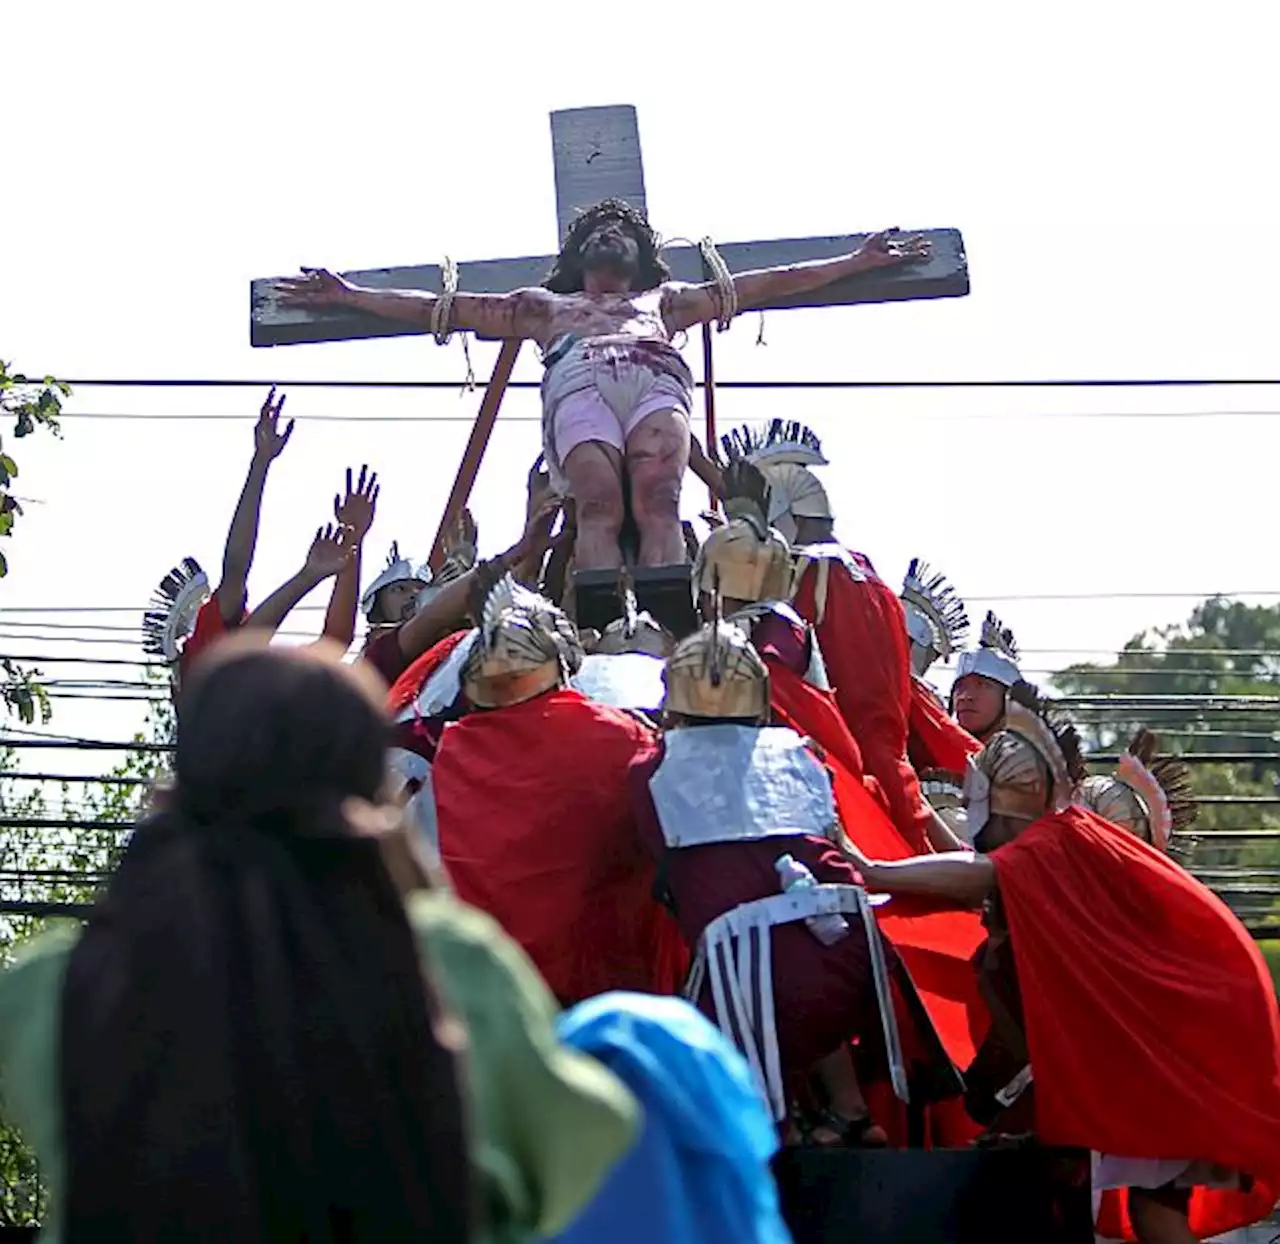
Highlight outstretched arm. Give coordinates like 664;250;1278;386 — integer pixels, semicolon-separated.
216;387;293;621
859;851;996;908
276;268;554;342
663;229;930;333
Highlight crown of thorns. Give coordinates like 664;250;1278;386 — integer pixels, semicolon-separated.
557;198;660;254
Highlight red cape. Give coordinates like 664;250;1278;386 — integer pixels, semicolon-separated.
994;806;1280;1222
386;629;470;718
794;554;936;853
907;676;981;775
434;687;688;1006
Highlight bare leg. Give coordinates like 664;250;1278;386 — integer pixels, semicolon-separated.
562;441;625;572
1127;1189;1197;1244
808;1047;888;1146
626;408;690;567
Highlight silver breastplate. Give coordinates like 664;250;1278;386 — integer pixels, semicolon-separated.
649;724;836;849
570;652;666;712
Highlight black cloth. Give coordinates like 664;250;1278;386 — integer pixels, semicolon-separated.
61;811;473;1244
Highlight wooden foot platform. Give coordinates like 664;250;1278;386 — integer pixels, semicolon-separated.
572;565;698;640
774;1145;1094;1244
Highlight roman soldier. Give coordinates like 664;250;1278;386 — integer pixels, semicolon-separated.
1078;729;1197;853
360;522;478;685
692;458;905;860
852;686;1280;1244
900;559;982;840
721;419;937;854
628;599;934;1144
433;563;687;1005
951;611;1022;743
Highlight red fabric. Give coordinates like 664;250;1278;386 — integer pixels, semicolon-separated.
434;688;688;1005
793;554;935;854
764;658;988;1069
907;676;981;775
994;806;1280;1199
178;596;245;677
1096;1186;1278;1243
387;630;470;717
361;626;411;686
384;630;472;765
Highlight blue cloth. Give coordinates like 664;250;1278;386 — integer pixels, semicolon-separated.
549;992;793;1244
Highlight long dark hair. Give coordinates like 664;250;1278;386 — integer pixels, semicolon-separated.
543;198;671;294
61;641;473;1243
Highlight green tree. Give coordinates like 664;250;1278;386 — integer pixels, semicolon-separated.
1054;596;1280;926
0;646;172;1225
1;360;69;730
0;360;67;581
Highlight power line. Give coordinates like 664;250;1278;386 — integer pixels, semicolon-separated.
43;407;1280;425
49;377;1280;390
9;590;1280;616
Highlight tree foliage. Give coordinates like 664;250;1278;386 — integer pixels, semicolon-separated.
0;676;173;1225
0;360;68;580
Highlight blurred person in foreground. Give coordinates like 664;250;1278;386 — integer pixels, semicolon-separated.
0;637;638;1244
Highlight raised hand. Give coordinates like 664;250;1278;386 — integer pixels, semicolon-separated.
334;465;380;542
254;386;294;462
305;522;355;581
855;228;931;270
443;507;478;566
525;452;557;524
276;267;357;309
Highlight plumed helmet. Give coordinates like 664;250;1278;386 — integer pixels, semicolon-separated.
693;460;794;605
901;558;970;678
461;560;584;709
662;577;769;722
142;557;211;664
954;610;1021;688
1078;729;1196;852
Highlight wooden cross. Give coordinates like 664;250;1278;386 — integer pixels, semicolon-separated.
249;105;969;566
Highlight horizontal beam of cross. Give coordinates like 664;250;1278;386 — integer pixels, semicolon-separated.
250;229;968;347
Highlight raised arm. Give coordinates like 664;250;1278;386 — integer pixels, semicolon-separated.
246;524;354;636
321;466;379;648
663;229;931;334
276;268;554;342
216;387;293;621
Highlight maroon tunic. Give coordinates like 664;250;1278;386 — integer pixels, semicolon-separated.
628;736;885;1081
748;609;812;676
362;627;411;686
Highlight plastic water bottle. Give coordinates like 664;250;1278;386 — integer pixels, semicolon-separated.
774;853;849;946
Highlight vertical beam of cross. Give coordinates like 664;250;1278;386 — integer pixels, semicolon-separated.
427;106;653;569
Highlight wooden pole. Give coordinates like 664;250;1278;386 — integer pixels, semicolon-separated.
426;339;523;571
700;323;720;512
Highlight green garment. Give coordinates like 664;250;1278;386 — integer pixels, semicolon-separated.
0;893;637;1244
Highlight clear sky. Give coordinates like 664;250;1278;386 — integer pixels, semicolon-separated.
2;0;1279;755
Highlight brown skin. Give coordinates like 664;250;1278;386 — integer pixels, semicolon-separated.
218;387;293;624
278;228;927;573
246;523;356;633
953;674;1007;739
322;465;379;648
371;579;428;628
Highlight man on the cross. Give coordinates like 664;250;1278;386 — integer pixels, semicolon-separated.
276;199;928;572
